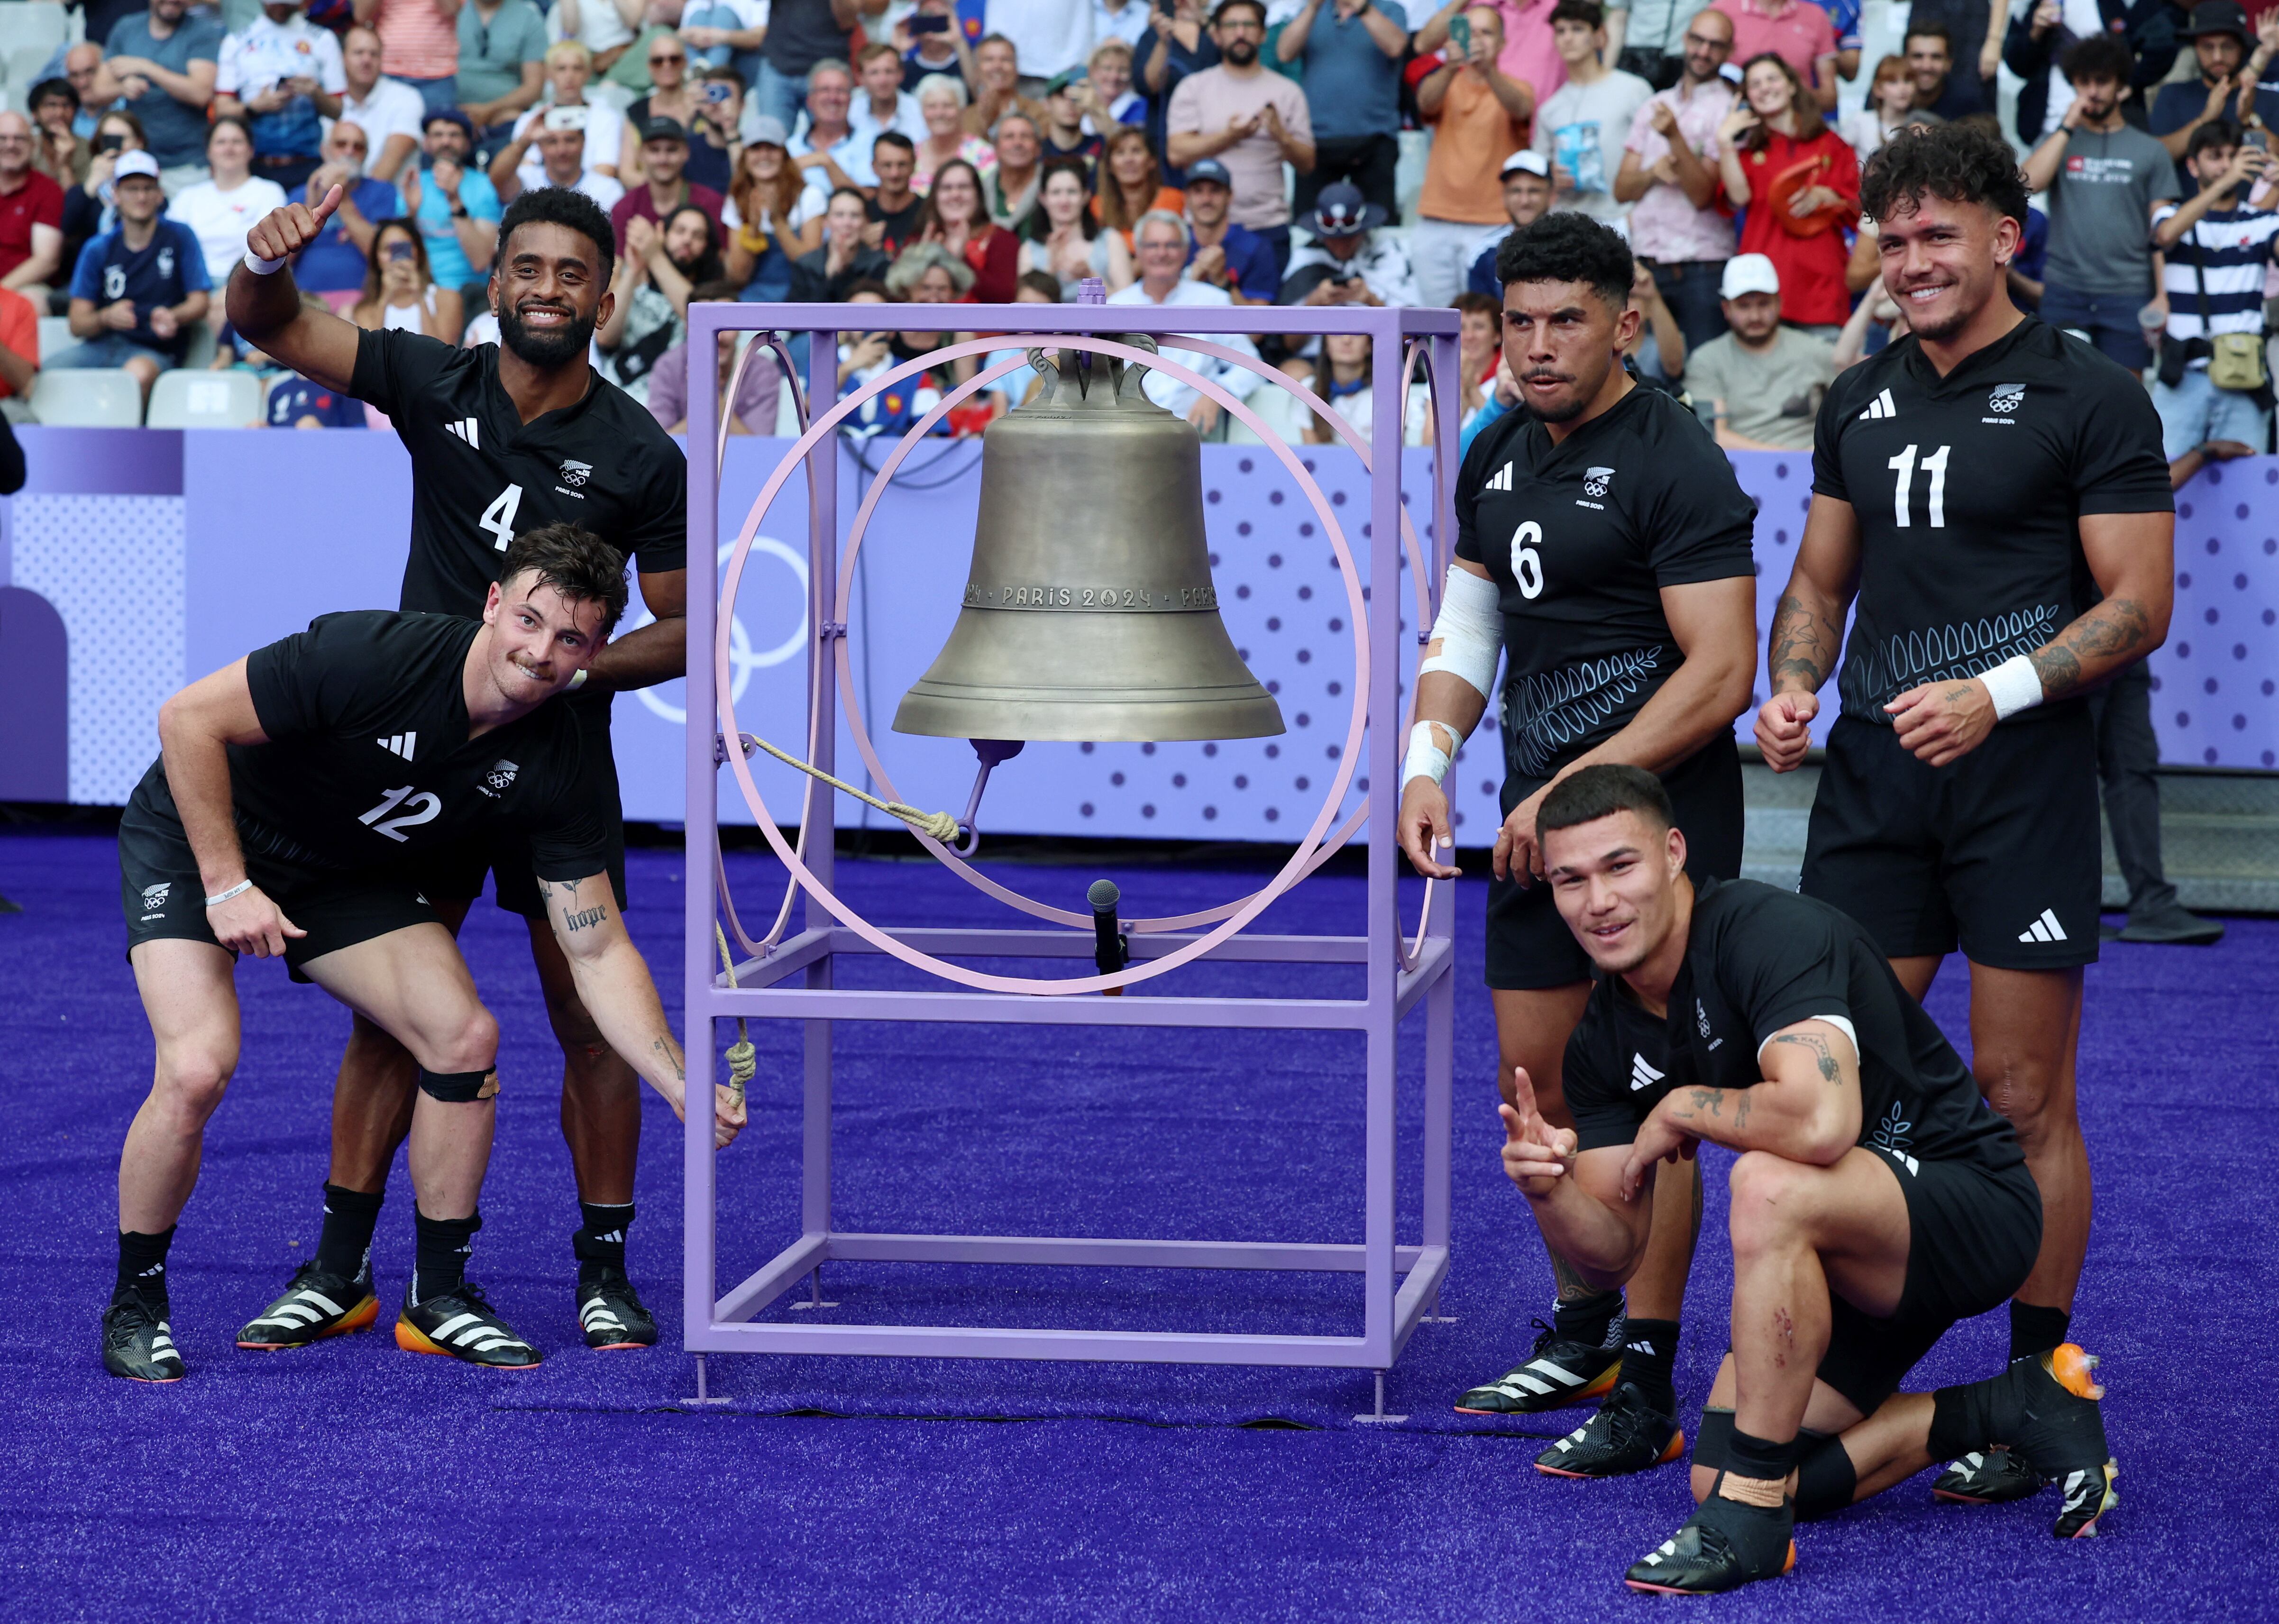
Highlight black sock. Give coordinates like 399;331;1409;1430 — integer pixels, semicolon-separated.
2008;1300;2070;1363
1724;1427;1797;1488
1619;1318;1680;1417
411;1211;481;1305
572;1201;635;1284
115;1226;175;1303
315;1184;384;1281
1553;1287;1624;1348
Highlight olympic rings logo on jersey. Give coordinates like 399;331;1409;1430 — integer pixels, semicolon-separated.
633;537;809;725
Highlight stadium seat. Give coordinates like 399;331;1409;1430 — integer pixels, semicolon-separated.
0;4;68;58
28;366;141;425
4;44;54;95
145;368;264;428
34;314;68;361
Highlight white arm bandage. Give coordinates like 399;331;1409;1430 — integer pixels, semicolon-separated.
1417;563;1502;702
1977;653;2044;721
1403;721;1452;788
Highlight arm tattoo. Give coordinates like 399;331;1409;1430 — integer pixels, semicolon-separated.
2030;596;2152;702
1768;1031;1840;1082
1767;592;1840;692
564;904;608;931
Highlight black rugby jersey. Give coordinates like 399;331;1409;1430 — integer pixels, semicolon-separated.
1564;877;2023;1176
1454;384;1757;784
350;328;688;619
1812;317;2171;727
135;611;613;880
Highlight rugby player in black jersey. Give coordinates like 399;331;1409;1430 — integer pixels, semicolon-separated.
1755;123;2173;1508
1503;765;2115;1594
225;184;694;1354
1398;212;1760;1475
104;528;745;1383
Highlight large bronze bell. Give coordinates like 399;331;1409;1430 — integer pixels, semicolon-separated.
892;338;1285;743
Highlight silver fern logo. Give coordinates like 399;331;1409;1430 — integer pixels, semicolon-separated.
1503;648;1664;777
1869;1100;1918;1174
1988;383;2025;414
1841;605;2061;722
141;883;171;910
1583;465;1615;498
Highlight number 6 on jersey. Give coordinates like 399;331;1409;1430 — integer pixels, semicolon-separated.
479;483;524;551
1512;520;1546;598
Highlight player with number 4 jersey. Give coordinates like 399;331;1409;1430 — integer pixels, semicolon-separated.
1399;214;1760;1472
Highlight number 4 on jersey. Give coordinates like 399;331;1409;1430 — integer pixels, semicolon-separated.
479;483;524;551
1886;444;1950;529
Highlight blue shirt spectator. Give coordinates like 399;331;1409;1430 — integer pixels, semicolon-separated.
1277;0;1408;222
215;3;348;181
269;372;369;425
1136;7;1220;183
1180;159;1279;301
61;155;211;366
105;0;227;172
397;111;502;292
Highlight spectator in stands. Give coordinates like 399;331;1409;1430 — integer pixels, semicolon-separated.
1180;155;1277;301
1613;7;1732;345
1276;0;1408;224
1167;0;1314;277
2004;0;2177;144
1078;37;1148;131
339;24;425;184
897;0;974;90
65;46;125;140
1094;126;1181;249
1681;252;1832;445
104;0;224;190
683;67;744;194
851;40;927;151
1139;0;1220;178
983;107;1041;225
0;276;36;422
215;0;346;199
2152;4;2279;161
489;107;628;206
725;117;826;297
172;116;289;286
1039;69;1105;171
602;202;719;400
1108;207;1263;433
544;0;642;82
791;185;893;297
455;0;547;155
1902;0;2003;115
1713;50;1857;334
1281;180;1419;306
2149;121;2278;459
351;214;465;341
28;80;89;191
887;237;978;304
269;375;369;427
291;121;397;296
963;33;1049;135
1465;148;1553;296
0;113;66;298
1897;19;1981;122
1414;0;1566;113
914;73;997;192
64;108;145;262
867;131;927;254
509;43;625;187
647;279;785;433
834;281;935;437
1453;286;1501;419
401;109;501;301
1625;252;1689;382
52;150;208;399
988;0;1096;89
611;117;725;256
1414;5;1531;308
791;59;877;189
1842;52;1924;165
1531;1;1653;223
2024;36;2180;371
360;0;461;118
979;269;1061;414
1817;0;1864;83
1709;0;1837;112
753;0;888;137
681;0;768;85
919;155;1020;300
1019;155;1134;294
622;31;701;181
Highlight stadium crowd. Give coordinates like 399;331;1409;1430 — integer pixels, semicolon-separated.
0;0;2259;470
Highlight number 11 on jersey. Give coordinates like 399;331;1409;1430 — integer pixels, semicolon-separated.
1887;443;1950;529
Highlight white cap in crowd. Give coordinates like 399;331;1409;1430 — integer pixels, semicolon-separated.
1499;149;1550;180
1720;253;1781;300
114;150;161;181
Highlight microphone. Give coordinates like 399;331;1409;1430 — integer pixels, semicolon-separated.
1089;878;1129;994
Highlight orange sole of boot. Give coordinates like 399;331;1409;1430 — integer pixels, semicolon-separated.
2049;1343;2106;1400
237;1294;379;1350
1536;1427;1687;1479
1623;1541;1796;1595
394;1317;540;1367
1454;1361;1622;1417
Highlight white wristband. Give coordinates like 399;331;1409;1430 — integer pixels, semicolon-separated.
1978;653;2044;721
204;879;253;908
1403;720;1452;788
243;249;287;275
567;668;588;690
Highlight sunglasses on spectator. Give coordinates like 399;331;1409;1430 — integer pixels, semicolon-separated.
651;51;685;64
1684;31;1731;50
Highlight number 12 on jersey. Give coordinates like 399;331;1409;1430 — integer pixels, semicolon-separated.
1886;443;1950;529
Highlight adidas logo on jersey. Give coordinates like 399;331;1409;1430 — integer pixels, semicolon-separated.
2018;908;2069;944
1484;462;1515;492
1857;387;1898;420
1629;1052;1665;1092
443;417;480;447
377;731;417;760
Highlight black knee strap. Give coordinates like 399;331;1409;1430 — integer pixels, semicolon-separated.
1693;1406;1734;1475
417;1067;497;1102
1794;1431;1858;1521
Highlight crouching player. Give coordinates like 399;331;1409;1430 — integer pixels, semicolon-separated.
1506;764;2117;1593
104;525;744;1382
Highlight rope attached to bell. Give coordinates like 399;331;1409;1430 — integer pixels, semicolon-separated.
714;924;756;1109
725;730;962;843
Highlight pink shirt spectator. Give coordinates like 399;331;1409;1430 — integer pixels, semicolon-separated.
372;0;459;81
1449;0;1566;112
1166;65;1313;230
1711;0;1836;86
1623;77;1740;263
647;335;783;433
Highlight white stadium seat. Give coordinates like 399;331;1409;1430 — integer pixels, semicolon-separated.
4;44;55;94
0;4;69;58
29;366;142;425
145;368;264;428
35;313;69;361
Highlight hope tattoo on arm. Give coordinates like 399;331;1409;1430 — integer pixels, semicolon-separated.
564;904;608;931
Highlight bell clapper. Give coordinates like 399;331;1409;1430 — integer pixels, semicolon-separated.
952;739;1025;857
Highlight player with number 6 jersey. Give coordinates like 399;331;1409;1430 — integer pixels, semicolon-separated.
1398;214;1761;1476
223;183;693;1357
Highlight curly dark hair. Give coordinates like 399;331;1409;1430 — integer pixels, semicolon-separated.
1492;210;1633;311
494;184;616;289
1859;120;2031;228
2189;117;2245;162
2061;33;2134;87
493;523;629;635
